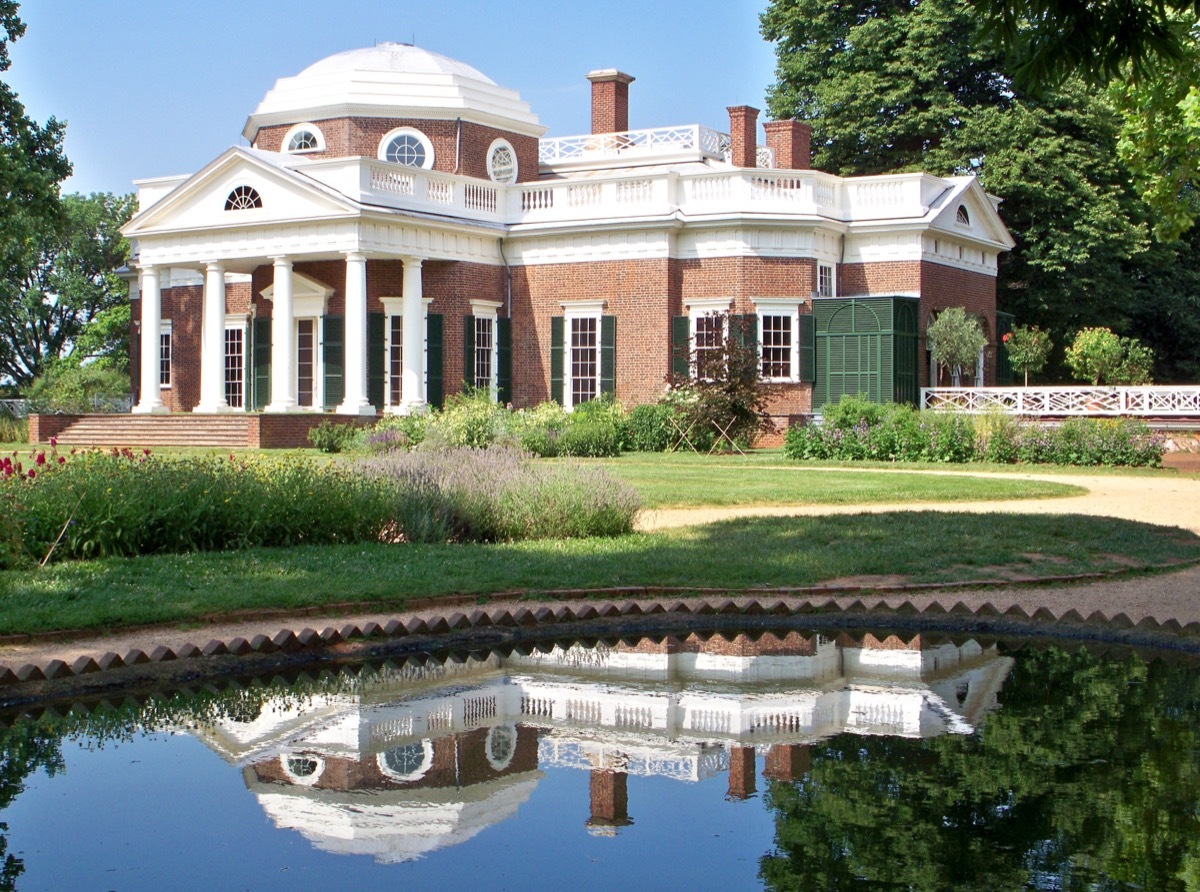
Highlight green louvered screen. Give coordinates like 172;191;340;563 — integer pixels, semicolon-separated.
996;311;1015;386
798;312;816;383
814;297;920;409
252;316;271;410
426;313;443;408
367;312;385;411
497;318;512;404
322;315;344;410
600;315;616;396
550;316;564;404
671;315;690;380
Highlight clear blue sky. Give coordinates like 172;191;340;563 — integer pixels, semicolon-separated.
7;0;779;196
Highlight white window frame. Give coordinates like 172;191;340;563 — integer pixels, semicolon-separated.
282;122;325;154
380;297;432;414
753;297;805;383
378;127;435;169
684;297;733;380
560;300;605;411
817;264;836;297
470;299;502;399
159;320;172;389
486;138;518;184
223;314;250;411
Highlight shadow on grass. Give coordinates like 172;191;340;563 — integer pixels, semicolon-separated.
1;512;1197;635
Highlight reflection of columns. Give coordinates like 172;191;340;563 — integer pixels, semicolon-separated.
401;256;425;411
338;251;373;415
727;746;757;800
132;264;165;414
586;769;631;834
195;261;229;413
265;256;296;413
764;744;811;783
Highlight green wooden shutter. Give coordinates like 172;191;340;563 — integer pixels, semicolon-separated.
463;314;476;390
497;318;512;404
550;316;564;404
322;315;344;410
252;317;271;410
367;312;385;410
600;315;616;396
734;314;758;348
798;312;816;383
671;315;690;379
426;313;444;408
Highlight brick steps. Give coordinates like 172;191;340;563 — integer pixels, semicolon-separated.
50;414;253;448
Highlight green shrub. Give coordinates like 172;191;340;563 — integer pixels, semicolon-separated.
307;420;358;453
821;394;888;431
558;419;623;457
625;403;679;452
0;414;27;443
25;363;130;414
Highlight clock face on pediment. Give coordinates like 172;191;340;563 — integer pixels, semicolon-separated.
125;149;358;238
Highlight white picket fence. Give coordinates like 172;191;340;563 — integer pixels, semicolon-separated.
921;386;1200;416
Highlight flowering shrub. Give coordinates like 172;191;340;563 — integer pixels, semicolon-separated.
785;397;1164;467
357;446;640;541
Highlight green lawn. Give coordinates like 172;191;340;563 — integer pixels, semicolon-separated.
1;511;1196;635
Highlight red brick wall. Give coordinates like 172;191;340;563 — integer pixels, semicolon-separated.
28;414;76;443
919;261;997;386
253;117;540;183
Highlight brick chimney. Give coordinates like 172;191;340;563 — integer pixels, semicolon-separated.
727;746;757;800
587;770;631;828
727;105;760;169
587;70;635;134
763;119;812;170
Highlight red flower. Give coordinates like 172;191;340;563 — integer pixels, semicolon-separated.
49;437;57;447
26;470;35;480
1002;332;1012;343
35;452;45;466
57;456;65;465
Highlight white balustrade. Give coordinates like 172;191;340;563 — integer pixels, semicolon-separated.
922;386;1200;417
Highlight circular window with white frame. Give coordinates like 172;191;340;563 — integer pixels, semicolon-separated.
283;123;325;154
379;127;434;169
487;138;518;184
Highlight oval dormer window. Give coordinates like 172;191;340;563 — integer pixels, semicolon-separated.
487;139;517;184
379;127;434;169
284;123;324;153
956;205;970;225
224;186;262;210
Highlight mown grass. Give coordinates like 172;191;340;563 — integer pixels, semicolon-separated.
0;512;1196;635
592;453;1083;508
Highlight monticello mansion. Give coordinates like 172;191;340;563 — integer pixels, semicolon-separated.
120;43;1014;434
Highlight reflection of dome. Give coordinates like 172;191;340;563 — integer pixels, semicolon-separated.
243;42;543;140
251;773;543;863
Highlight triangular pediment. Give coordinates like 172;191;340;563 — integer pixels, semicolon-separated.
123;147;359;237
927;178;1015;250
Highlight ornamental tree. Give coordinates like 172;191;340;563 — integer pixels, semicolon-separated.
1065;326;1155;384
926;307;987;386
1003;324;1052;385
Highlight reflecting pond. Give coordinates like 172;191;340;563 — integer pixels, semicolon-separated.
0;630;1198;890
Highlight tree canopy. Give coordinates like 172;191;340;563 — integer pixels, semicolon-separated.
761;0;1200;381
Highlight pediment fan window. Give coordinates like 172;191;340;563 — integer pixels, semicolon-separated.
955;204;970;225
224;185;263;211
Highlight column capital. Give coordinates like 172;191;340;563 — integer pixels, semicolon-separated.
268;254;293;266
342;250;367;263
134;260;158;274
203;260;226;273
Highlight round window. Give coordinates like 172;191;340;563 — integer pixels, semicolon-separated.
386;133;427;167
488;142;517;184
288;130;319;152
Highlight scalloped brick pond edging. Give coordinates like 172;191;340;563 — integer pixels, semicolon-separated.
3;560;1200;708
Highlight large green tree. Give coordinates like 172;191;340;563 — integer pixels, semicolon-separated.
760;0;1177;375
0;192;136;387
0;2;72;388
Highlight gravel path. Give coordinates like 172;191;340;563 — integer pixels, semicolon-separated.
2;467;1198;682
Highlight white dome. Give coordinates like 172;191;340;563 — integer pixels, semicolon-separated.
243;42;544;141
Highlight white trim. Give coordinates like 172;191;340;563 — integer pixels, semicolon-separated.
468;302;500;399
158;320;173;390
280;753;325;786
282;122;326;154
376;739;434;783
260;272;333;318
378;126;435;169
380;296;432;413
485;724;518;771
753;296;805;383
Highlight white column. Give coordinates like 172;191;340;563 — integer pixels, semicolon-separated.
195;260;230;413
401;256;426;411
337;250;374;415
132;264;166;414
265;256;296;413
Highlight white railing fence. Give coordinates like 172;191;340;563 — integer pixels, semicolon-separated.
922;386;1200;417
0;399;28;419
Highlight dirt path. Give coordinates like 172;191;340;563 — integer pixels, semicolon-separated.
2;468;1199;684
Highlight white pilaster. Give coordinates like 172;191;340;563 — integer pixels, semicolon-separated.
132;264;166;414
195;261;230;413
337;250;374;416
401;256;426;411
265;256;297;413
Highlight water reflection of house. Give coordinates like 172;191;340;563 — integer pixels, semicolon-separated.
192;633;1013;861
